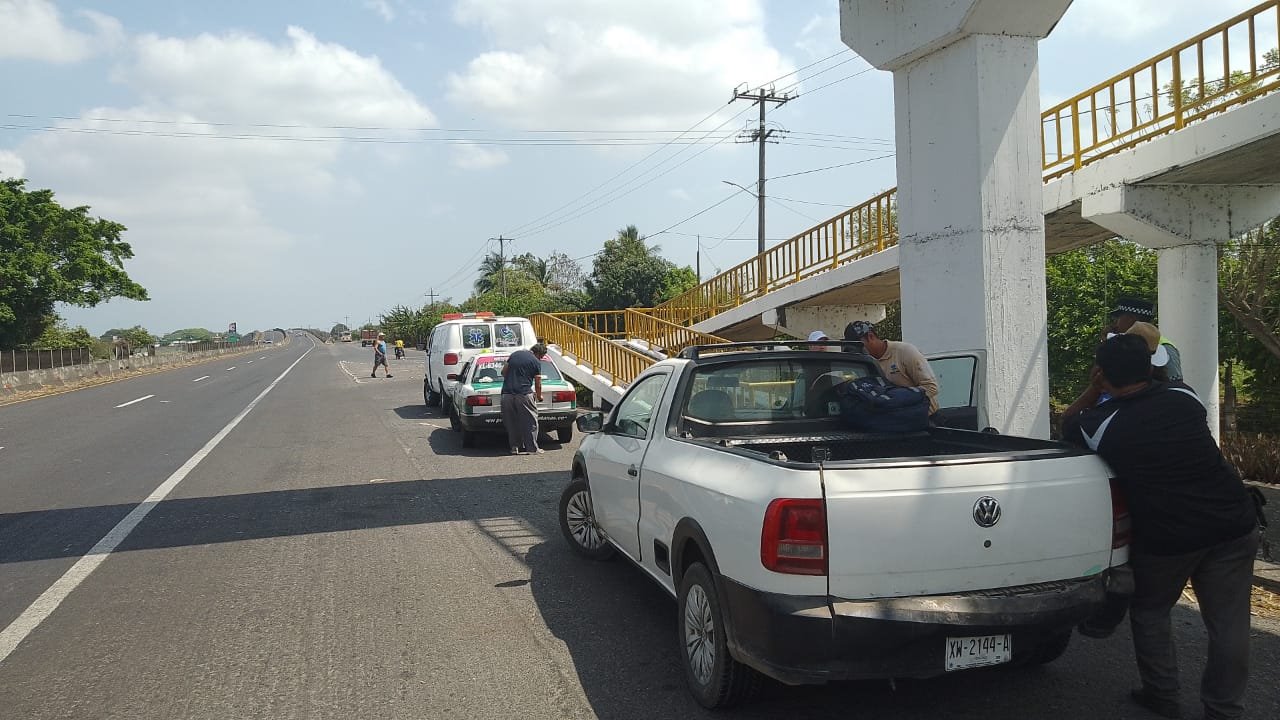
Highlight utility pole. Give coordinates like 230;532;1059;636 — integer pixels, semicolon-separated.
424;288;439;307
696;234;701;284
732;84;790;287
482;236;511;300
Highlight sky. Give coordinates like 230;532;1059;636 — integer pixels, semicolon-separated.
0;0;1264;337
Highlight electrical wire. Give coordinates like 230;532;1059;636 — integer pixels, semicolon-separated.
650;187;753;238
767;153;895;181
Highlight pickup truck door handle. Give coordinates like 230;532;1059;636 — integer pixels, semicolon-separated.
627;465;638;477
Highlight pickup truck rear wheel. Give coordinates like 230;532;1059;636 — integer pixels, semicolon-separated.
558;478;615;560
426;380;441;407
678;563;761;709
1028;630;1072;665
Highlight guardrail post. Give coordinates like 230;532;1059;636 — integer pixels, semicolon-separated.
1172;51;1185;129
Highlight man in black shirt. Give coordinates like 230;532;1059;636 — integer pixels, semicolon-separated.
501;343;546;455
1063;334;1257;720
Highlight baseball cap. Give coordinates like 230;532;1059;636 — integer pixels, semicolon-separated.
1124;322;1169;367
1109;297;1155;320
844;320;875;340
807;330;830;342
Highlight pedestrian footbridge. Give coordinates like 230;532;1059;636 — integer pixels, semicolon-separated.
536;1;1280;408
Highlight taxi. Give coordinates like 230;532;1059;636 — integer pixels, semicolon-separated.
446;352;578;448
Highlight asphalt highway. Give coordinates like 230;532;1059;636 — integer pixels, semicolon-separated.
1;337;1277;719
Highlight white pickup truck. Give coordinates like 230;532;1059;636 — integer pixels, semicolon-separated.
557;342;1132;708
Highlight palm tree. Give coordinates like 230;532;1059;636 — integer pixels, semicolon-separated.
514;253;551;289
474;251;505;293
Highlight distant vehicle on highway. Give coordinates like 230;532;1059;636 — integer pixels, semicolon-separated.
361;329;379;347
340;332;353;343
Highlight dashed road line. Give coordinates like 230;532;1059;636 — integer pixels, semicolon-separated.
226;366;236;371
114;395;154;408
247;360;254;364
0;345;314;665
193;376;210;383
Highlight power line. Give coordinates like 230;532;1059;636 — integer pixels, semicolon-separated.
650;187;753;238
499;103;734;237
509;106;755;240
767;153;895;181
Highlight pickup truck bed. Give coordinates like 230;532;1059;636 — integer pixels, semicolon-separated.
707;427;1068;464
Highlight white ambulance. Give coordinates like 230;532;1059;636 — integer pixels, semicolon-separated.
423;312;537;407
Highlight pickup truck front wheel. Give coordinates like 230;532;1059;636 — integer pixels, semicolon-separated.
558;478;615;560
678;563;761;709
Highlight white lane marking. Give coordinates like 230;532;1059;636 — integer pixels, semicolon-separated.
193;376;210;383
159;401;171;404
246;360;254;364
259;356;266;360
0;345;314;665
226;366;236;371
114;395;155;408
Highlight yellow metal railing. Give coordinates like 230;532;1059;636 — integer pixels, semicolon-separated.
1043;0;1280;179
622;308;727;354
654;189;897;327
656;2;1280;329
541;310;640;339
530;312;653;388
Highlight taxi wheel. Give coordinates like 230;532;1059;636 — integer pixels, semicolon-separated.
448;405;461;432
556;426;573;443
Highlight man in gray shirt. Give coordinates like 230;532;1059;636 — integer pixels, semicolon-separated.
501;343;546;455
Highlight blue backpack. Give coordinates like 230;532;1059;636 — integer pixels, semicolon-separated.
834;377;930;433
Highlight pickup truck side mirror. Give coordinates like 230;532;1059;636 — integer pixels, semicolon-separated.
576;412;604;434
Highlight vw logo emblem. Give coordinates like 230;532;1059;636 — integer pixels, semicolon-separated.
973;496;1001;528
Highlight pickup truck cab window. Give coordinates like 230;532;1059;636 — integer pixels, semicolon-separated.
685;356;875;425
612;373;667;438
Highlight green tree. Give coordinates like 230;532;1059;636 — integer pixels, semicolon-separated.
28;317;95;349
474;252;506;294
100;325;156;348
161;328;214;344
584;225;675;309
330;323;349;336
0;179;149;347
1045;240;1157;404
657;265;698;304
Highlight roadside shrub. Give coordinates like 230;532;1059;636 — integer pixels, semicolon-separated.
1221;432;1280;485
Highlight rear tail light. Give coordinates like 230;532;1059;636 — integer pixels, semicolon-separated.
761;498;827;575
551;390;576;404
444;352;459;365
466;395;492;407
1110;479;1131;550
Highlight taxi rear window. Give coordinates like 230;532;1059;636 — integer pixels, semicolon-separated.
461;324;492;349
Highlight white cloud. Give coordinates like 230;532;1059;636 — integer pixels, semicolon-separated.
4;25;436;330
363;0;394;23
451;144;509;169
0;0;122;63
797;13;841;60
1059;0;1258;41
446;0;793;131
0;150;25;178
122;27;435;128
668;187;691;202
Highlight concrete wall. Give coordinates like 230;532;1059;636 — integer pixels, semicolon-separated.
1;344;265;396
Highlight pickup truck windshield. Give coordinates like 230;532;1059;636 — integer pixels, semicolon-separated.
685;356;876;424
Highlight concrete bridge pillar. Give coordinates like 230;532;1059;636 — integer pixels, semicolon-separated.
841;0;1072;438
1082;183;1280;437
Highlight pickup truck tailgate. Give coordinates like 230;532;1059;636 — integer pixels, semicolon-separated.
822;452;1114;599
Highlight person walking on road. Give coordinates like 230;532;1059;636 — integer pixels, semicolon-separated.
501;343;546;455
371;332;393;378
1062;334;1258;720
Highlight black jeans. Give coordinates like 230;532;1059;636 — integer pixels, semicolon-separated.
1129;530;1259;719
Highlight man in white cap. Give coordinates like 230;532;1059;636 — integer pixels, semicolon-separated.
806;330;838;352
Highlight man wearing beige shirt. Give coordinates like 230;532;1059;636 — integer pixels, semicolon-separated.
844;320;940;414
